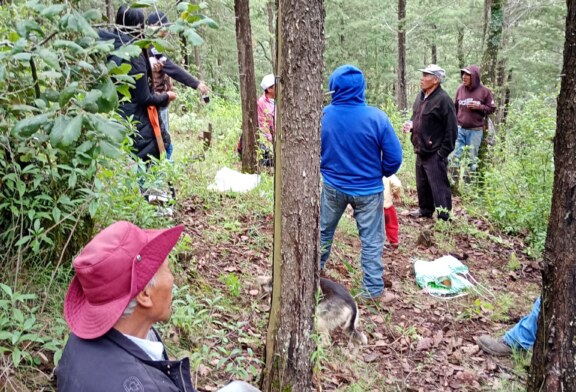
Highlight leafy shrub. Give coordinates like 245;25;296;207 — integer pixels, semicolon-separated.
472;96;556;256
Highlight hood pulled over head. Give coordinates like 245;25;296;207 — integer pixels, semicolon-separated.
328;65;366;105
461;65;482;90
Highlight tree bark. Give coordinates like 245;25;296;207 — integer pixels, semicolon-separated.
260;0;324;390
396;0;407;111
105;0;114;23
481;0;504;86
267;0;276;71
431;24;437;64
527;1;576;389
194;46;204;80
234;0;258;173
482;0;492;47
457;26;465;69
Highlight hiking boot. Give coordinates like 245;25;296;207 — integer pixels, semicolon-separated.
408;208;433;218
477;335;512;357
360;291;397;306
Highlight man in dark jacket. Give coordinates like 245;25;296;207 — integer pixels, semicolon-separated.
321;65;402;302
404;64;457;220
451;65;496;172
56;221;260;392
99;6;176;162
146;11;210;160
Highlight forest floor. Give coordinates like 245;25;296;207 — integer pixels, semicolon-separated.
170;181;541;392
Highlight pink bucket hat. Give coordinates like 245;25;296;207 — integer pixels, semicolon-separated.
64;221;184;339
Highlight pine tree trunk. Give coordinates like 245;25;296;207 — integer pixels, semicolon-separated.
193;46;204;80
431;24;437;64
482;0;492;47
457;26;465;69
481;0;504;86
527;2;576;389
234;0;258;173
267;0;276;71
396;0;407;111
105;0;114;23
260;0;324;390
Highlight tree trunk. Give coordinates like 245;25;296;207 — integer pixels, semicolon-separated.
431;24;437;64
267;0;276;71
482;0;492;48
105;0;114;23
527;2;576;389
260;0;324;390
396;0;407;111
457;26;465;69
234;0;258;174
481;0;504;86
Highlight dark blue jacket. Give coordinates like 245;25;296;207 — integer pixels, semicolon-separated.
321;65;402;196
98;29;170;161
56;329;196;392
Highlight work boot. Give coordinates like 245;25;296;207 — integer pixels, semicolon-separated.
477;335;512;357
408;208;433;218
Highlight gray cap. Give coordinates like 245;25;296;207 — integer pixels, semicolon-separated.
418;64;446;83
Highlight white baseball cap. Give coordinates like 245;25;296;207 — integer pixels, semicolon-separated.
260;74;276;90
418;64;446;83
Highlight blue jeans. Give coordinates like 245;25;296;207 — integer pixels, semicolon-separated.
504;297;540;350
320;183;385;298
159;106;173;160
451;127;483;171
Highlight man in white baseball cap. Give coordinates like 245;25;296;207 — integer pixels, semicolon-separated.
403;64;457;221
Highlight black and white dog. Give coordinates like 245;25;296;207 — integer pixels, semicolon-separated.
256;276;368;347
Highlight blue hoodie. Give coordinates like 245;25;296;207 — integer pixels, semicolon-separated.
321;65;402;195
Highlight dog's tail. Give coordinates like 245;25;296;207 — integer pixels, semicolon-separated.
346;302;368;346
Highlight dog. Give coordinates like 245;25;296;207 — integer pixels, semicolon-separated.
256;276;368;347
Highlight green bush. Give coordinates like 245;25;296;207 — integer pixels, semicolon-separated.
472;96;556;256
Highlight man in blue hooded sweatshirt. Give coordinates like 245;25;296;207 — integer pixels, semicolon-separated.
320;65;403;301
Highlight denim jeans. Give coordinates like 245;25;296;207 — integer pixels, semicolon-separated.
159;106;173;160
320;183;385;298
451;127;483;171
504;297;540;350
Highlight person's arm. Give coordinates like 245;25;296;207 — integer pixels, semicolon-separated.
479;89;497;115
438;96;458;159
379;116;403;177
161;58;200;89
131;55;170;107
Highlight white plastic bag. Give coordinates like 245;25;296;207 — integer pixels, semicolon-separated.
207;167;261;193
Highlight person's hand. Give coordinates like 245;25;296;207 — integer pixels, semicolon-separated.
467;101;481;110
167;91;177;102
152;61;164;73
197;81;210;95
402;120;413;133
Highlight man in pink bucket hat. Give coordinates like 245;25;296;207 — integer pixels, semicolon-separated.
56;220;260;392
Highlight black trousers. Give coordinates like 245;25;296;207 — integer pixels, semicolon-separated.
415;152;452;219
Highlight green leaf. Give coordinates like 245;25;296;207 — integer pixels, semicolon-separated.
59;82;79;107
88;200;98;218
12;52;32;62
12;348;21;367
74;11;98;38
50;116;67;146
13;309;24;324
109;63;132;75
38;48;60;71
15;20;44;38
61;115;83;146
95;77;118;112
93;117;126;143
12;114;50;137
190;17;218;29
83;9;101;22
131;0;157;7
53;40;85;54
99;140;121;158
0;331;12;341
80;90;102;113
183;29;204;46
0;284;12;298
40;4;66;19
111;44;142;61
76;61;94;72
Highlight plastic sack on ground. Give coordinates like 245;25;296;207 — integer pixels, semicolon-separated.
207;167;261;193
413;255;479;298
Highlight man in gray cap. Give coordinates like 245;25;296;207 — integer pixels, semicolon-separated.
403;64;457;221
